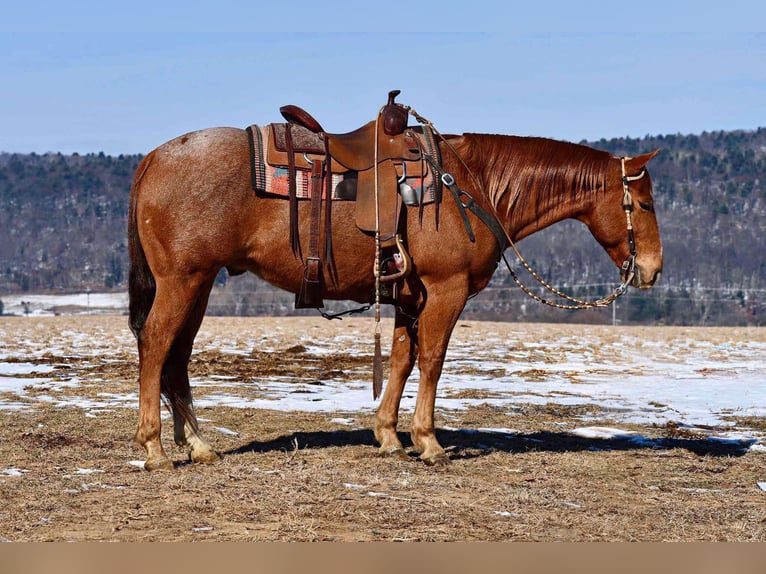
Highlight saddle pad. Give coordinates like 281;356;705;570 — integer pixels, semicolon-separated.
249;125;345;200
246;124;437;203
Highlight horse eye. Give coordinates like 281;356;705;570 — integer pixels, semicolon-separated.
638;201;654;213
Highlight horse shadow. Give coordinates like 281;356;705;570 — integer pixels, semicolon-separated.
225;427;754;460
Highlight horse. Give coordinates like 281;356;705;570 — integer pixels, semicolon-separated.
128;122;662;470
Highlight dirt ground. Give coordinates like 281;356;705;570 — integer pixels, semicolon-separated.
0;316;764;542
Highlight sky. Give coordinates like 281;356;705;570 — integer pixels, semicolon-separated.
1;2;765;155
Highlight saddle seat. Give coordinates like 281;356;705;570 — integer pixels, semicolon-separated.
279;102;421;171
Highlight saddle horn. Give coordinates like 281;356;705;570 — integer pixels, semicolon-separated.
381;90;409;136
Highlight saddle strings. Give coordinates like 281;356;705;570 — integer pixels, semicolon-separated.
405;106;636;310
371;106;385;399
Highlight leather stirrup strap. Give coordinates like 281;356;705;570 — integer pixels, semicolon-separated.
323;139;336;285
304;159;323;294
285;123;300;256
295;159;325;308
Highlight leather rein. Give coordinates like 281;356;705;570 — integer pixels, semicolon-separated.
408;107;646;310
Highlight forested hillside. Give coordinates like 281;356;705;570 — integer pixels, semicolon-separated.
1;127;764;325
0;152;139;291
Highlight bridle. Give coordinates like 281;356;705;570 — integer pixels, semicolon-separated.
619;156;647;287
407;106;648;310
500;157;647;310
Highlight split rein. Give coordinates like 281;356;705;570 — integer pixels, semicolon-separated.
407;107;646;311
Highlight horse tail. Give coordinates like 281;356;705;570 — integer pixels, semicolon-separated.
128;152;157;340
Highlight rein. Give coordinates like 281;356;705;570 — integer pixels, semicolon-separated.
407;107;645;310
498;158;646;310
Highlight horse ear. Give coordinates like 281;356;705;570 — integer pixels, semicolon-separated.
626;148;661;170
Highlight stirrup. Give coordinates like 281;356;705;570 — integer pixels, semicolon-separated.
380;235;411;284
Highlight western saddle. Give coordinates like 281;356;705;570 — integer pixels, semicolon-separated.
255;90;441;309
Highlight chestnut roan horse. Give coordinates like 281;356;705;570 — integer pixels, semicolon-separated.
128;105;662;471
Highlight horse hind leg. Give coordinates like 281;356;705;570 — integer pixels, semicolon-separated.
165;366;220;465
134;273;212;470
164;281;220;464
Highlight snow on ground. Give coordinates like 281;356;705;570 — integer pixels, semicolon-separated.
0;314;764;449
1;292;128;317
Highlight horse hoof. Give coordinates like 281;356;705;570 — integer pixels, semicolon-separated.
190;448;221;465
422;452;451;467
380;446;410;461
144;457;174;471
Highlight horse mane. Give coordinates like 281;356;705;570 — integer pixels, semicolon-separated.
455;133;613;223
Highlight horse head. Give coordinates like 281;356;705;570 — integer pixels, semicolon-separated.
580;149;662;289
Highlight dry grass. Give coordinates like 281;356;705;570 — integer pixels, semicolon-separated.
0;316;764;541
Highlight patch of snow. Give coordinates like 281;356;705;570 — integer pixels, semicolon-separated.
2;292;128;316
477;427;520;436
81;483;126;491
0;362;55;375
570;425;758;451
330;418;355;426
74;468;104;475
0;376;49;397
1;468;29;477
493;510;518;517
570;426;639;440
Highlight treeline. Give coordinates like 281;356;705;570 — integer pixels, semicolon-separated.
0;151;140;291
0;127;764;325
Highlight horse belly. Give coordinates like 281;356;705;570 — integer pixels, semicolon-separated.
243;199;378;302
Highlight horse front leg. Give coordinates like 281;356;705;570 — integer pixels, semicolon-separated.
374;307;419;459
411;279;468;466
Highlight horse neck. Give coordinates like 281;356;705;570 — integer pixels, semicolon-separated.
496;181;589;242
452;134;608;242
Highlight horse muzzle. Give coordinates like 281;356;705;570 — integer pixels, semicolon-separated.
630;265;662;289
